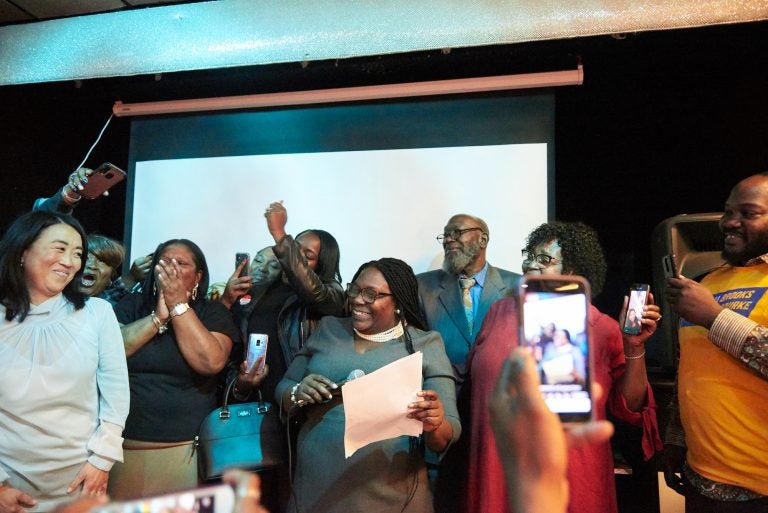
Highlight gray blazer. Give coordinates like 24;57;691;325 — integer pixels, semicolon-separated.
417;264;520;379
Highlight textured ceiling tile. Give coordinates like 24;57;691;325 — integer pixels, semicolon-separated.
0;0;33;24
1;0;767;85
11;0;125;18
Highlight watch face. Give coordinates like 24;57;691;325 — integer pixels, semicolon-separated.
173;303;189;316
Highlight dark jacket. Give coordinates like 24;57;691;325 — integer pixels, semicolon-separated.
238;234;346;367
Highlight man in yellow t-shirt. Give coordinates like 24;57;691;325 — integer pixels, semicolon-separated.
664;173;768;512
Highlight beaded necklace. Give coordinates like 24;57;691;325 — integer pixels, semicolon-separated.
354;321;404;343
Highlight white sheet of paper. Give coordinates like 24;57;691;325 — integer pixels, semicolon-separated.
343;351;423;458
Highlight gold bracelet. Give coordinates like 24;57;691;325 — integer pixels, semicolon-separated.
624;350;646;360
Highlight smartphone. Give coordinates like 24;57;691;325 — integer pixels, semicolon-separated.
79;162;127;200
662;254;678;279
93;483;234;513
519;274;593;422
246;333;268;373
621;283;650;335
235;252;250;278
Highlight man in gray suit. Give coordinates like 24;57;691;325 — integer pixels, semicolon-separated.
418;213;519;513
418;213;520;382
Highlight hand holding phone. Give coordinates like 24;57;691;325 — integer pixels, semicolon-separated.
246;334;268;374
621;283;650;335
235;252;250;278
662;254;679;279
519;274;593;423
77;162;127;200
93;483;235;513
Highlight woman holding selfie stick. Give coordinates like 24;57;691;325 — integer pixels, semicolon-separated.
464;221;662;513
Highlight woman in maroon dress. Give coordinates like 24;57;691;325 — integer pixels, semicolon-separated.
465;221;662;513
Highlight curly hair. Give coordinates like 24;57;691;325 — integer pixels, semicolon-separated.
524;221;607;297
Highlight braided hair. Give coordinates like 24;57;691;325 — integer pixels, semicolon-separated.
351;257;427;354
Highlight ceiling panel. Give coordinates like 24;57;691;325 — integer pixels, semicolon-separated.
1;0;767;86
0;0;208;25
10;0;125;18
0;0;32;24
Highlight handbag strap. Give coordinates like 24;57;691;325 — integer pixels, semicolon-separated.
221;377;267;419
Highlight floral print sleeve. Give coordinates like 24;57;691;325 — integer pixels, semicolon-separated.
709;308;768;380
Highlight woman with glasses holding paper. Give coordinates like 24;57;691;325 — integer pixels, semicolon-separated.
276;257;460;513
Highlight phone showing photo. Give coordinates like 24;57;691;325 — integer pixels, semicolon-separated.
93;483;234;513
246;333;268;373
235;252;250;278
621;283;650;335
519;274;593;422
79;162;127;200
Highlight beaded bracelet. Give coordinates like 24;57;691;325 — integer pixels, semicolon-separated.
624;350;646;360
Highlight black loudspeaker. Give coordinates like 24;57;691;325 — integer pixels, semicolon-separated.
647;213;725;372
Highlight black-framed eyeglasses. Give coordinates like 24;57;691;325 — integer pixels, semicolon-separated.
436;227;484;244
346;283;394;304
521;250;560;266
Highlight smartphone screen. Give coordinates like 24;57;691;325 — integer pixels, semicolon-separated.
621;283;649;335
94;484;234;513
235;252;250;278
519;275;593;422
246;333;268;373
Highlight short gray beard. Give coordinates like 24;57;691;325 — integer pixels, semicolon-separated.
443;241;482;275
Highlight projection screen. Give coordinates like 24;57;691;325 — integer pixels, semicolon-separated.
126;91;554;285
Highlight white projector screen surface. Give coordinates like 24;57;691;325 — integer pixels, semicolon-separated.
126;91;555;287
131;143;547;285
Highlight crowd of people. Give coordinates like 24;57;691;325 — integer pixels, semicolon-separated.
1;168;767;513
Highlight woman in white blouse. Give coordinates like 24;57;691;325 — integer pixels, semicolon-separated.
0;211;129;512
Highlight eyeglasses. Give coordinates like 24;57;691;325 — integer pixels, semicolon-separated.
346;283;394;304
521;250;560;266
436;227;484;244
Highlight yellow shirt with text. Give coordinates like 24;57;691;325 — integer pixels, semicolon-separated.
678;263;768;495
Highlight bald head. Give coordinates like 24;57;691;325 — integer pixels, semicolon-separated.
447;214;489;239
720;173;768;265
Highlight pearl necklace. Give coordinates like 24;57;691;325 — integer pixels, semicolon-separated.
354;321;404;343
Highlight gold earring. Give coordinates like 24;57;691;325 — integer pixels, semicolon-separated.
191;283;199;301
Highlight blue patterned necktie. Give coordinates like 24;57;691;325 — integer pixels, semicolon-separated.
459;277;476;334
